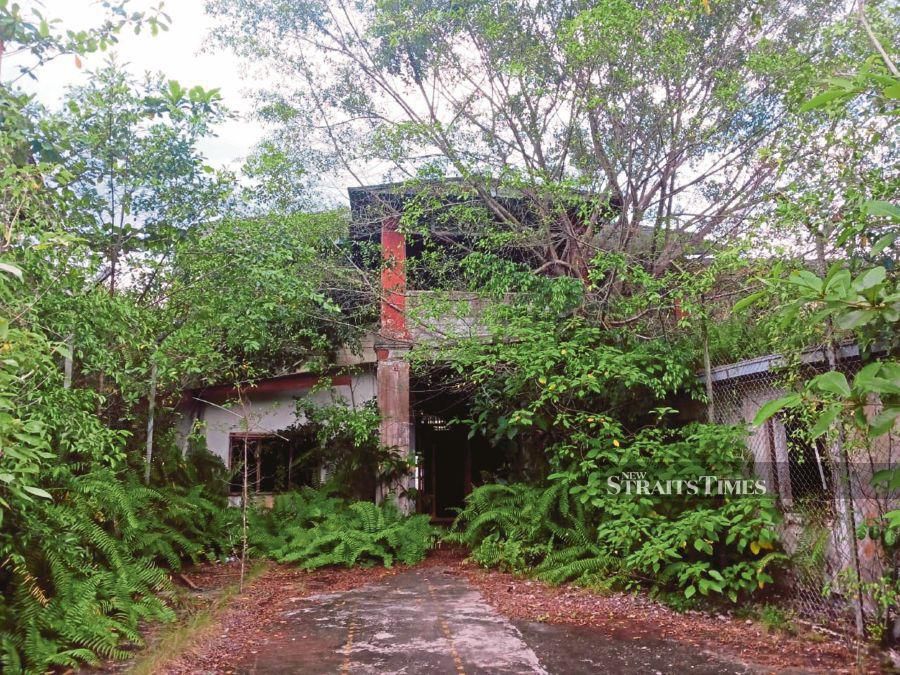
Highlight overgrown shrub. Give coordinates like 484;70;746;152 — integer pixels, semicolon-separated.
294;400;415;502
0;339;239;673
250;488;436;568
451;424;786;603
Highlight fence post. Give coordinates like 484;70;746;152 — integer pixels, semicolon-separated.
144;359;157;485
702;325;715;422
815;234;866;638
63;334;73;389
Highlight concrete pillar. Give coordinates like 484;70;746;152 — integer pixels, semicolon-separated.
380;216;407;339
375;216;416;512
376;348;415;510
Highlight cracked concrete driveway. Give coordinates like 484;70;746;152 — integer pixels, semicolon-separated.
234;566;770;674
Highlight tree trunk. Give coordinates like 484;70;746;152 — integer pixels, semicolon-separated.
702;321;715;422
63;334;73;389
144;360;157;484
240;433;249;592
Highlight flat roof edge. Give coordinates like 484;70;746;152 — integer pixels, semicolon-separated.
708;343;862;383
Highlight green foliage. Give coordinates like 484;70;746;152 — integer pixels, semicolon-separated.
295;399;411;501
0;1;170;80
163;210;365;383
451;424;786;603
250;489;436;568
446;483;565;572
758;604;797;634
0;3;371;670
410;251;701;462
0;398;238;672
0;186;237;672
735;35;899;639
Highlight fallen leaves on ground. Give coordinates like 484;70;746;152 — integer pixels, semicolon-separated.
115;548;885;674
451;555;882;674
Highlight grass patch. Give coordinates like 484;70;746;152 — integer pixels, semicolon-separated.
758;604;797;635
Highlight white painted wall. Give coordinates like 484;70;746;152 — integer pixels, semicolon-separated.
179;370;377;467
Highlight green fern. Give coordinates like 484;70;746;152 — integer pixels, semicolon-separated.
251;488;436;569
1;455;237;673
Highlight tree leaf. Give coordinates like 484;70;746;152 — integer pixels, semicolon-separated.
852;266;885;292
872;232;897;255
753;394;801;426
800;89;849;111
812;371;851;398
835;309;876;330
22;486;53;499
732;290;765;313
862;200;900;221
786;270;823;293
0;262;23;280
869;407;900;437
809;405;842;439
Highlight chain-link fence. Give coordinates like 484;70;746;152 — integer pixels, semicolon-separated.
708;344;898;636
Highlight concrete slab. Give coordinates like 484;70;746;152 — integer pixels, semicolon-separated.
235;567;770;674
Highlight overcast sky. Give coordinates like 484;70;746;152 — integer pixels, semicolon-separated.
19;0;263;172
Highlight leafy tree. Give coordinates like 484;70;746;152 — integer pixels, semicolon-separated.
743;10;898;639
161;210;369;386
52;62;231;297
209;0;854;287
0;5;242;671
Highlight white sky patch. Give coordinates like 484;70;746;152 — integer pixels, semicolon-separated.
15;0;264;172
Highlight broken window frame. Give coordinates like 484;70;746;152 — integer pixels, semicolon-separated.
228;432;316;495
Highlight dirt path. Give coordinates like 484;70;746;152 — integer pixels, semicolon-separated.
232;565;772;674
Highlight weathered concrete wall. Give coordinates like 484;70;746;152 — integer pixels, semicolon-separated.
178;370;377;466
405;291;495;344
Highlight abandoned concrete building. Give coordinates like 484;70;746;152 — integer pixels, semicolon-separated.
176;181;898;617
178;182;510;518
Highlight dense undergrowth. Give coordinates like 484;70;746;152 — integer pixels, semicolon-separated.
449;424;786;605
0;452;237;672
0;313;238;672
250;488;436;568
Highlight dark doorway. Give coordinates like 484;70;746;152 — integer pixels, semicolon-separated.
419;414;468;519
783;417;832;503
413;374;505;521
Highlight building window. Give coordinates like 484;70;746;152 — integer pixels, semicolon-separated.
228;433;316;495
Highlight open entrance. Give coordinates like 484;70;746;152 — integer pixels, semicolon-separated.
413;374;505;521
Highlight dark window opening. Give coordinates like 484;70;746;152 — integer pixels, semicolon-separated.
228;431;317;495
784;419;833;502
